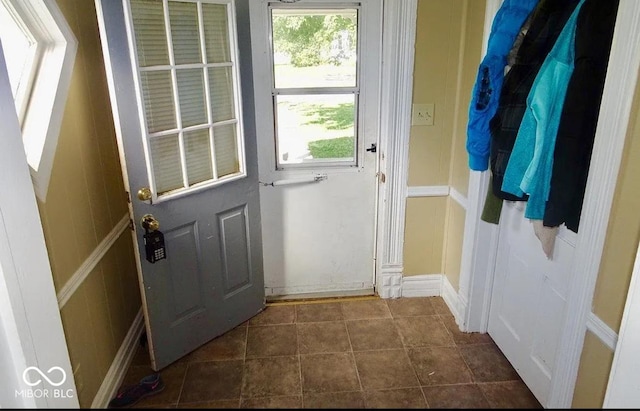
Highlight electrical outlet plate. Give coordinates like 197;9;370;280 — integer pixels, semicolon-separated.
412;103;435;126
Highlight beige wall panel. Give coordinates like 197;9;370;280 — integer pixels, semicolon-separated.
60;284;101;409
592;78;640;332
443;199;466;291
404;197;447;275
36;1;142;407
572;331;614;408
408;0;463;186
450;0;486;196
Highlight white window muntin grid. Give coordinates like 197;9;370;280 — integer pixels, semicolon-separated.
268;2;361;169
124;0;246;203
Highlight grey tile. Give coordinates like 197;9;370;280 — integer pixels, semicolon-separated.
440;314;493;346
479;381;542;408
179;360;243;403
303;391;365;409
346;319;403;351
353;350;419;391
241;396;302;408
394;316;454;347
297;321;350;354
363;388;427;409
177;399;239;408
246;324;298;358
300;353;360;393
341;300;392;320
386;297;436;317
242;356;301;398
422;384;490;408
407;346;473;386
187;326;247;362
459;343;520;382
296;303;343;322
249;305;295;326
430;297;451;315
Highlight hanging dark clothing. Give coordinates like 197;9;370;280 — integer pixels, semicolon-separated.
488;0;580;201
542;0;620;232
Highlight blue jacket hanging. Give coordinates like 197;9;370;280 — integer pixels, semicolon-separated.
501;0;586;220
466;0;539;171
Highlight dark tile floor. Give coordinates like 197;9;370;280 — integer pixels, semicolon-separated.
122;296;542;409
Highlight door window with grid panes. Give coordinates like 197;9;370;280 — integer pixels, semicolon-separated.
126;0;245;200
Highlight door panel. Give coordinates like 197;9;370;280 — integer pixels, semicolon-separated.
489;201;576;403
250;0;381;297
96;0;264;370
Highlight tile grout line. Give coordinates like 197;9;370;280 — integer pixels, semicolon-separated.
343;316;365;399
174;360;190;407
238;322;250;406
295;305;305;408
391;299;432;408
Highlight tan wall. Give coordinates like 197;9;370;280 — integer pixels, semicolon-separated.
36;0;141;407
404;197;447;275
443;199;466;290
404;0;485;278
572;68;640;408
408;0;464;188
572;331;615;408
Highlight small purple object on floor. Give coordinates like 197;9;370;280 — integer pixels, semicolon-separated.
108;373;165;408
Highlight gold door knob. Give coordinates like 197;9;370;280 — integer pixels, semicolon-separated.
141;214;160;231
137;187;152;201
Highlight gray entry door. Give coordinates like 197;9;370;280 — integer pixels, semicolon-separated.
96;0;264;371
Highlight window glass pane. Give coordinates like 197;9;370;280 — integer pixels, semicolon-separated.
0;4;34;100
140;70;176;132
176;68;207;127
150;134;183;194
131;0;169;67
271;8;357;88
185;128;213;185
208;67;234;123
202;3;230;63
276;94;355;165
213;124;239;177
168;1;201;65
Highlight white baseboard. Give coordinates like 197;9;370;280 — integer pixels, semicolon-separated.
586;312;618;351
91;309;144;409
378;264;403;298
441;275;464;325
401;274;443;297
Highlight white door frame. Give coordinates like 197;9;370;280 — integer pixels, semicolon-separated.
604;241;640;408
459;0;640;408
375;0;417;299
0;40;78;408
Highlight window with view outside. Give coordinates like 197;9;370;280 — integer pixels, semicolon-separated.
270;7;359;167
128;0;244;197
0;2;38;121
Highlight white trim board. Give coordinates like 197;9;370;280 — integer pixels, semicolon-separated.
459;0;640;408
586;312;618;351
91;309;144;409
449;187;468;210
604;242;640;407
548;1;640;407
401;274;442;297
375;0;417;300
441;275;465;326
57;214;130;308
406;186;449;198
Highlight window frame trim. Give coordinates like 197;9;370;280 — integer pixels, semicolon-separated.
268;1;363;170
1;0;77;202
123;0;247;204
